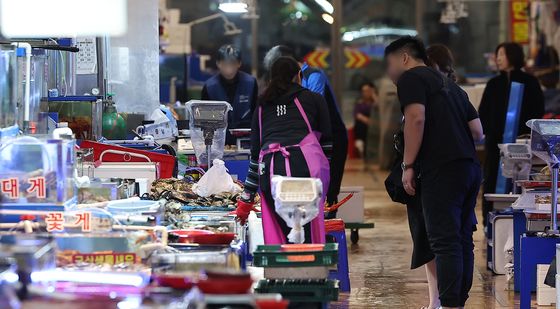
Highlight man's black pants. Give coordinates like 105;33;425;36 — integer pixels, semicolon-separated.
420;159;482;307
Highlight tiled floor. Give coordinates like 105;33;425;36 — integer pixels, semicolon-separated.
332;161;555;309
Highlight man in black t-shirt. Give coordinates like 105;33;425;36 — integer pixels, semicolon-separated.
385;36;483;309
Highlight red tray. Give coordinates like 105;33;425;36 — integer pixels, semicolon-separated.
255;300;289;309
169;230;236;245
153;273;195;290
196;271;253;294
80;140;175;179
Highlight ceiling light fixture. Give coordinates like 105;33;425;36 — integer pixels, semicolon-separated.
322;13;334;24
315;0;334;14
219;0;248;14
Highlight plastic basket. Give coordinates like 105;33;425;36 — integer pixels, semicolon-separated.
254;279;339;302
80;140;175;178
253;243;338;267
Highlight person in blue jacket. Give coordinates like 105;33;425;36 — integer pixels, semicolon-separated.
264;45;349;207
202;45;258;144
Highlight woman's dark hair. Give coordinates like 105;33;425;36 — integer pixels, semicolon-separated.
260;56;301;104
496;42;525;70
359;81;376;91
426;44;456;81
217;45;241;62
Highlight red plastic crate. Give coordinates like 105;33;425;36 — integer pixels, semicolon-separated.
80;140;175;179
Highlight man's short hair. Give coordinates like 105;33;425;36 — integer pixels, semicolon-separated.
263;45;296;72
217;45;241;62
384;36;428;63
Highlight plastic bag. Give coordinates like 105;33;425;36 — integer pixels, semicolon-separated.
192;159;240;197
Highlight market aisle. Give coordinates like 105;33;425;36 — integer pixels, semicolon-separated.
332;160;553;309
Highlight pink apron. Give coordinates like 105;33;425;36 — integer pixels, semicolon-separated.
258;97;330;244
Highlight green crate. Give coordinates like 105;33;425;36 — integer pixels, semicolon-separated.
254;279;339;302
253;243;338;267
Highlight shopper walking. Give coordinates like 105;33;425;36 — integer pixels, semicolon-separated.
202;45;258;145
385;36;482;309
400;43;483;309
478;42;544;225
235;56;332;244
263;45;347;208
353;82;378;158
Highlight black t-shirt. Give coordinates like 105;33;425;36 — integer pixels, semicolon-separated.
397;66;478;172
249;84;332;160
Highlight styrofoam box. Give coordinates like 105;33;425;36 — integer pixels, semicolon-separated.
336;187;365;223
537;264;555;306
556;274;560;309
491;214;513;275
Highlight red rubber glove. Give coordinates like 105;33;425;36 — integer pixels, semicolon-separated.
235;199;257;225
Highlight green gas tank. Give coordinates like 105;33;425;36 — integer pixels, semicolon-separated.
102;95;126;140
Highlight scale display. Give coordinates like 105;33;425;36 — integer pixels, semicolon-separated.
185;100;232;167
193;108;226;122
189;102;230;129
528;119;560;163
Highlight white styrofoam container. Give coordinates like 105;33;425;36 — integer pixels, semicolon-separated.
336;186;364;223
556;274;560;309
92;162;157;190
491;214;513;275
248;212;264;255
538;264;556;306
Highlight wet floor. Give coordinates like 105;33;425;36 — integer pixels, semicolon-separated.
332;161;554;309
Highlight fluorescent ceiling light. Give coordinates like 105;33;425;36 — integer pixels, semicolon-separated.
219;2;248;14
0;0;127;38
342;27;418;42
315;0;334;14
322;13;334;24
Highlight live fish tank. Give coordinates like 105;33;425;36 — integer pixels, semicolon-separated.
0;136;76;206
0;45;18;137
47;96;102;140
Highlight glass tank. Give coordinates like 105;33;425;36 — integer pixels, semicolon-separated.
0;45;17;131
0;136;76;205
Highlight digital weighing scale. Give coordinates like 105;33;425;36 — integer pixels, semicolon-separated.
185;100;231;169
271;176;323;244
499;143;532;194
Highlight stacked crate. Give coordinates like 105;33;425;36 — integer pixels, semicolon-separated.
253;243;339;308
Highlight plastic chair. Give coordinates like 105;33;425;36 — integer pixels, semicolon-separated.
325;219;351;292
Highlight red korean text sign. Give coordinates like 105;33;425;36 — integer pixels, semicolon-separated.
0;177;47;200
45;212;92;232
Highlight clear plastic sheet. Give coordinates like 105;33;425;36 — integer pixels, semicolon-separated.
106;0;159;115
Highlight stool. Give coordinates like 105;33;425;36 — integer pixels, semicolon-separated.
326;222;350;292
519;235;560;309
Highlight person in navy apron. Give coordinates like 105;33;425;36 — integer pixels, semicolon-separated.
263;45;348;210
235;56;333;244
201;45;258;144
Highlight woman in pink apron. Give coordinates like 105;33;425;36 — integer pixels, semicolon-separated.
236;56;332;244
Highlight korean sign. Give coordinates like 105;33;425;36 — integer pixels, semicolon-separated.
510;0;529;44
